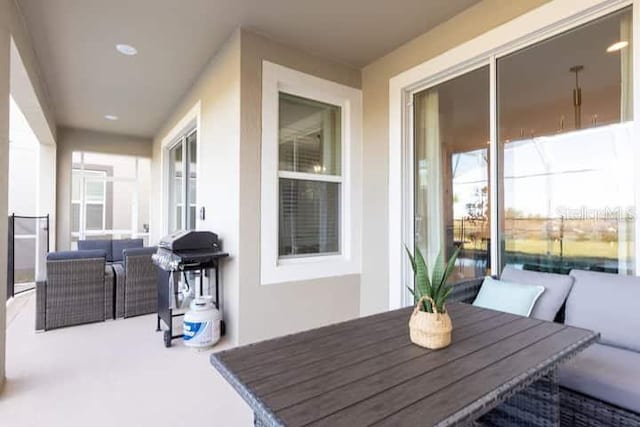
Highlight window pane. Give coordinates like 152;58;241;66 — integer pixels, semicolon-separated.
169;143;184;232
279;93;341;175
498;8;632;142
85;180;105;202
498;8;635;274
71;170;81;200
85;204;104;230
187;131;197;230
71;203;80;233
414;66;490;281
279;178;340;257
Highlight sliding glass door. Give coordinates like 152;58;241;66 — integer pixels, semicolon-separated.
410;6;635;284
414;66;490;282
168;129;197;233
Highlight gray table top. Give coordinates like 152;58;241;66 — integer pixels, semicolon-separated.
211;302;598;426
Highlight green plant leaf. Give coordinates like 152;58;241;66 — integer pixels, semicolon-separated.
432;247;461;306
435;285;453;311
404;245;417;274
431;249;445;293
414;246;430;299
406;286;418;303
442;247;461;288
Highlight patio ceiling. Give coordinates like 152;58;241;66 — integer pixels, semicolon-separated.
17;0;480;138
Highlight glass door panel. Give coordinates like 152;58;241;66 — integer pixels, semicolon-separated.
498;7;634;274
186;130;197;230
168;142;184;232
413;66;490;282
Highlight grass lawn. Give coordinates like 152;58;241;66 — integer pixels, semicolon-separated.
504;239;633;259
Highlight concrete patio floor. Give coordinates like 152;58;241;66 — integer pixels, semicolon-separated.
1;292;252;427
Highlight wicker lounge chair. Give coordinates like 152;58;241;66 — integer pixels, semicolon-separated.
36;249;113;330
113;246;157;318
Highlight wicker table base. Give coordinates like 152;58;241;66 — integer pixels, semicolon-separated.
478;370;559;426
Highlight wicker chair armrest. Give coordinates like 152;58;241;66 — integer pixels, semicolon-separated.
112;263;125;318
35;280;46;331
123;253;158;317
104;265;115;319
450;277;486;304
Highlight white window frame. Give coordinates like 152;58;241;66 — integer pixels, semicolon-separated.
166;128;197;233
160;102;201;237
261;61;362;285
388;0;640;309
71;153;149;243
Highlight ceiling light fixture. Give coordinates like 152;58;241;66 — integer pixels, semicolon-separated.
116;43;138;56
606;41;628;53
104;115;119;121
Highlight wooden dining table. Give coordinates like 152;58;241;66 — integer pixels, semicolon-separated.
210;302;597;426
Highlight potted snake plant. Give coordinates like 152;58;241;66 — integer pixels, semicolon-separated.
405;245;460;349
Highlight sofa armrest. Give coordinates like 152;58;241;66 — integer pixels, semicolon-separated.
104;265;115;319
449;277;486;304
35;280;46;331
112;263;125;318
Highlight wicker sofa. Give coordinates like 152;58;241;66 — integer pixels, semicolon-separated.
36;250;114;330
451;269;640;427
112;246;158;318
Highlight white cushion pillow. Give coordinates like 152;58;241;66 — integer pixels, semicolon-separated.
473;277;545;317
501;266;574;321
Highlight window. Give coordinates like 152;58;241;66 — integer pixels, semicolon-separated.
389;1;638;308
71;152;151;248
261;61;362;284
72;169;106;233
278;93;342;258
168;129;197;233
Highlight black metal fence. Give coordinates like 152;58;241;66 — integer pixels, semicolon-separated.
7;214;49;299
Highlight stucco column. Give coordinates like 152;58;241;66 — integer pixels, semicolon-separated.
0;0;11;391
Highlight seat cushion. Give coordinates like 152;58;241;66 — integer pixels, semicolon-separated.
568;269;640;352
559;343;640;414
501;266;574;321
111;239;144;262
77;240;113;262
472;277;545;317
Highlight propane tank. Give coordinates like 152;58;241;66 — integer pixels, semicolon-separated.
183;296;221;349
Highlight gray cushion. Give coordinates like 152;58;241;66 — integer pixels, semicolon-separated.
111;239;144;262
559;343;640;414
77;240;113;261
568;269;640;352
501;266;574;321
47;249;106;261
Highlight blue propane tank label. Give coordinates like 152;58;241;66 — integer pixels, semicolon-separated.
183;321;212;344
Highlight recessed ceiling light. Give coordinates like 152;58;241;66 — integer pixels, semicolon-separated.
607;41;628;53
104;115;119;121
116;43;138;56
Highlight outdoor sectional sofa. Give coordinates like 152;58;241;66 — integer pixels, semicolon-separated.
36;239;158;330
451;268;640;427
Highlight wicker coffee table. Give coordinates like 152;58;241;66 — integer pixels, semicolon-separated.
211;303;597;426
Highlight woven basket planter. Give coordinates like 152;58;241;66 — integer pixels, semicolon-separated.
409;296;452;350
